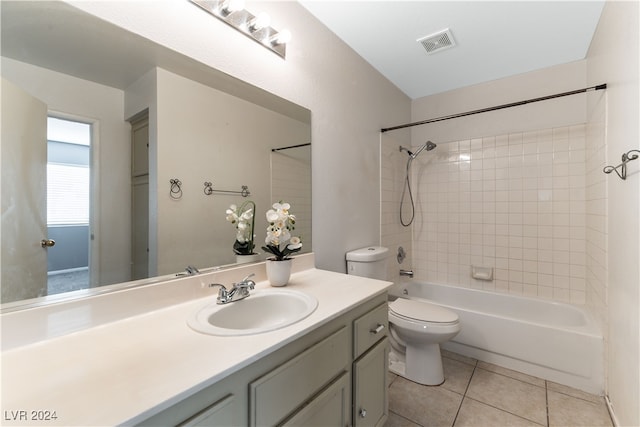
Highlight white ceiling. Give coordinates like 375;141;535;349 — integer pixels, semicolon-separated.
300;1;606;99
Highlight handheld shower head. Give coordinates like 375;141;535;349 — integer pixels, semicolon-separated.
399;141;437;159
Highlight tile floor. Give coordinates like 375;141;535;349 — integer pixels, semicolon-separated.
386;350;613;427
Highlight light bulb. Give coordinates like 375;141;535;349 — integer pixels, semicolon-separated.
248;12;270;31
221;0;244;14
270;29;291;45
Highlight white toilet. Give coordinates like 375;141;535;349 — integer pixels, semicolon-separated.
346;246;461;386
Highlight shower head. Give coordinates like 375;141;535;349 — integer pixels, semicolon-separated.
399;141;437;159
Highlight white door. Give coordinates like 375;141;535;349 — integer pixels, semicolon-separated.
1;78;49;303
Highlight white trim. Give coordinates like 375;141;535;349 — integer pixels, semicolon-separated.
47;111;100;288
48;266;89;276
605;395;619;427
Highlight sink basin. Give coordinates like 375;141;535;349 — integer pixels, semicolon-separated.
187;289;318;336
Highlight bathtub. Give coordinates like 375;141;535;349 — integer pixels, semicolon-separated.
392;281;604;395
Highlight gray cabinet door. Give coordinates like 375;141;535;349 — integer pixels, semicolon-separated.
250;327;349;426
178;394;236;427
353;337;389;427
283;372;350;427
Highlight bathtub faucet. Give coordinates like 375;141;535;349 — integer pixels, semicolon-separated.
399;269;414;278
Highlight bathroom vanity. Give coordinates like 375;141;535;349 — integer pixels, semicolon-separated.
142;289;389;426
1;255;391;426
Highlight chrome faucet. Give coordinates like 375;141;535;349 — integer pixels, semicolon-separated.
399;269;414;278
185;265;200;275
209;274;256;304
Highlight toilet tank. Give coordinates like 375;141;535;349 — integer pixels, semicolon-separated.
346;246;389;280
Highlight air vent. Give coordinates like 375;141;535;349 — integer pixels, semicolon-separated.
417;28;456;54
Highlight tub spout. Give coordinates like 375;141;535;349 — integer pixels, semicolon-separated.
399;269;414;278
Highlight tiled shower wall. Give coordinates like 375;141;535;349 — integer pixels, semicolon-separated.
271;147;313;252
381;130;413;281
585;94;608;331
384;124;590;304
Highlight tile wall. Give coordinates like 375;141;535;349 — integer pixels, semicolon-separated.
585;94;608;353
271;147;313;252
381;130;413;281
389;125;590;304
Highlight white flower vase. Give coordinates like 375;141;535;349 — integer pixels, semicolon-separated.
236;253;260;265
266;259;292;287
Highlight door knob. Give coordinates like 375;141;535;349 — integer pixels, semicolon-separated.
359;409;367;418
41;239;56;248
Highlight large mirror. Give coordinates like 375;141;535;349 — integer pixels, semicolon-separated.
1;1;312;308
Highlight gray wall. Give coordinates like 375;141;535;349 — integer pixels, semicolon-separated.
47;225;89;272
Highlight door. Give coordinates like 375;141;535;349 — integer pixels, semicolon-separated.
130;114;149;280
1;78;48;303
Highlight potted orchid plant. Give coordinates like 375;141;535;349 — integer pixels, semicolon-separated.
225;201;257;262
262;201;302;260
262;201;302;286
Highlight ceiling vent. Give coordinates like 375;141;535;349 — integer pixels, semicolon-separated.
417;28;456;55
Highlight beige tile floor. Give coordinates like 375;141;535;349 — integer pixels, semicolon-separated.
386;350;613;427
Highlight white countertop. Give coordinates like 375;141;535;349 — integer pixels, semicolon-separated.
1;260;391;426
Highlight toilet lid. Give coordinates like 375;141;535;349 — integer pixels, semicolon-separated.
389;298;458;323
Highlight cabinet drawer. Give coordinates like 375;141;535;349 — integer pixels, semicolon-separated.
353;302;388;359
249;326;349;426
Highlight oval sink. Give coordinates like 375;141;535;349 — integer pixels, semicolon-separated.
187;289;318;336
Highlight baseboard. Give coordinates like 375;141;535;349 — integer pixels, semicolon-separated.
605;395;619;427
48;266;89;276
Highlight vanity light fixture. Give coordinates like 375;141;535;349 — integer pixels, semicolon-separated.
248;12;270;32
190;0;291;59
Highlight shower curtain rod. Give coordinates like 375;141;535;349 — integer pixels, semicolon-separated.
271;143;311;152
380;84;607;133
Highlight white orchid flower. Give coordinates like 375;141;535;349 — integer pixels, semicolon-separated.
289;236;301;245
287;236;302;250
266;209;279;222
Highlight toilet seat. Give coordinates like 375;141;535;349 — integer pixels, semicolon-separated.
389;298;459;325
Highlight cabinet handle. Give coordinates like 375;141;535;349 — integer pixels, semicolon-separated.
369;324;385;334
359;408;367;418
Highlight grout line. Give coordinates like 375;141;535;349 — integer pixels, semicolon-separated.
388;373;397;388
462;362;477;396
547;386;606;405
388;409;424;427
464;396;547;427
474;364;546;390
462;364;547;426
545;380;550;427
450;362;478;426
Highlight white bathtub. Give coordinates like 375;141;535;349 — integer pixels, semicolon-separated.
392;281;604;395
